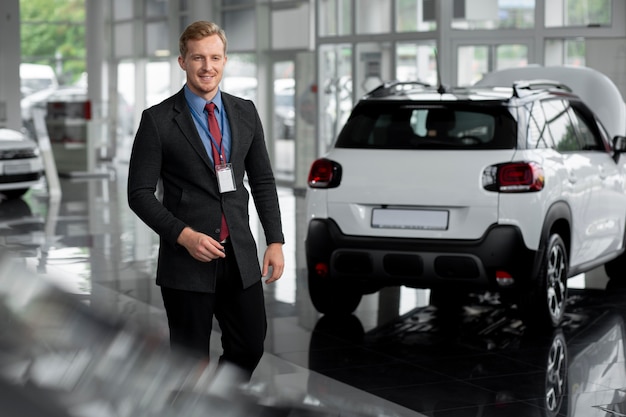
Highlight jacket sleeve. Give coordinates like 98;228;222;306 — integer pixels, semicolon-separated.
243;100;285;246
127;108;187;246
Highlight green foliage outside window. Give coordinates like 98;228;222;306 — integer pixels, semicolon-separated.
20;0;86;85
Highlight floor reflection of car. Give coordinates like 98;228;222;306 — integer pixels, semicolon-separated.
567;311;626;416
0;129;44;199
308;290;626;416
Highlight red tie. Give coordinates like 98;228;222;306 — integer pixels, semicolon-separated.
205;102;229;242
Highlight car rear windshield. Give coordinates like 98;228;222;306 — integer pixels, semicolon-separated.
334;102;517;150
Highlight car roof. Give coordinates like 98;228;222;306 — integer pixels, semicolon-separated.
475;65;626;138
360;81;568;106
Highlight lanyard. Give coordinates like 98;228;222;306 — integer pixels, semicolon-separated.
187;99;226;163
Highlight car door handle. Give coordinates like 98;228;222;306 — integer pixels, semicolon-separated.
599;166;607;179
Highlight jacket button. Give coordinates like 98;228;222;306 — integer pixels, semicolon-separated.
215;228;221;234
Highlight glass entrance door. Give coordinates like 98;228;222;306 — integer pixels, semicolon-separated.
273;60;295;182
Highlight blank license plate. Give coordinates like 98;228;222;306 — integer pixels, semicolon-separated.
371;208;449;230
4;163;30;175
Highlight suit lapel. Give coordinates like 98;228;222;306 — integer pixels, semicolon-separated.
172;89;214;171
222;93;242;164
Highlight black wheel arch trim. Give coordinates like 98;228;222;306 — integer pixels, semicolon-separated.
534;201;571;281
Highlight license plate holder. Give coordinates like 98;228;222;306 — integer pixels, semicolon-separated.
4;163;31;175
371;208;449;230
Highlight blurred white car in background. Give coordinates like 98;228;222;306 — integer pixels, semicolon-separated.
0;128;44;199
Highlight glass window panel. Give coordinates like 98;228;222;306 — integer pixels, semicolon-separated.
543;100;580;151
355;42;392;96
113;0;133;20
223;10;256;51
452;0;535;30
545;0;611;27
356;0;391;34
273;61;296;181
338;0;351;35
396;0;437;32
335;106;514;149
117;61;135;157
319;44;352;150
318;0;352;36
145;21;169;57
146;61;171;107
222;0;254;5
457;45;488;86
318;0;337;36
571;108;601;150
145;0;168;18
527;101;551;149
495;44;528;70
271;3;310;49
545;39;586;66
114;22;134;58
396;42;437;85
222;53;257;101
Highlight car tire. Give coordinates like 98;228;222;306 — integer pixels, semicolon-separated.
522;329;569;416
2;188;29;199
604;250;626;289
519;234;568;329
308;271;362;315
429;288;468;318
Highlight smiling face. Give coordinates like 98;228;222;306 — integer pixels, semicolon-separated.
178;34;227;101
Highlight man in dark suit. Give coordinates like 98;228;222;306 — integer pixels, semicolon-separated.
127;20;285;379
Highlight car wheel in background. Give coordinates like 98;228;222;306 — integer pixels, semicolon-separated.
520;329;568;416
520;234;568;329
429;288;468;318
308;271;362;315
1;189;29;199
604;248;626;290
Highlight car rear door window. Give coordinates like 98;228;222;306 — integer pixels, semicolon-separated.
335;103;515;150
542;99;582;152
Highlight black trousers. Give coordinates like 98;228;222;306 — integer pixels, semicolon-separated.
160;242;267;379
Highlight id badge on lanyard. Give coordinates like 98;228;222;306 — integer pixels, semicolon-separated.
187;98;237;194
216;162;236;193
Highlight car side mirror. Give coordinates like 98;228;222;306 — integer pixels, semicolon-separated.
613;135;626;151
612;135;626;162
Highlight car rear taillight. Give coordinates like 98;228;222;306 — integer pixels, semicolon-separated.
483;161;544;192
308;158;342;188
314;262;329;277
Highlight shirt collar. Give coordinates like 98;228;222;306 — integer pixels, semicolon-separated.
183;84;223;114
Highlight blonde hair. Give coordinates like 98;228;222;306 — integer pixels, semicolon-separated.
179;21;228;58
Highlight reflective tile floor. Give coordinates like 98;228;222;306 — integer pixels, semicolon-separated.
2;159;626;417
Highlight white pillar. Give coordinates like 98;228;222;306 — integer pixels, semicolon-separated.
85;0;109;172
0;0;21;130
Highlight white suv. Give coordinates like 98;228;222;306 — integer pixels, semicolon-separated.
305;66;626;328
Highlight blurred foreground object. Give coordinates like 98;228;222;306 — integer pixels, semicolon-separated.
0;253;370;417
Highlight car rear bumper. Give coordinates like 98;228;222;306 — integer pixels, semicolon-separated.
0;171;43;190
305;218;536;290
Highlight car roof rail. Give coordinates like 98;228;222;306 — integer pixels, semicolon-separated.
365;80;431;98
512;79;572;97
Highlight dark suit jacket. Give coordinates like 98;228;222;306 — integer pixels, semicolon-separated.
127;88;284;292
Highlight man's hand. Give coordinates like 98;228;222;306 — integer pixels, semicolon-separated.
177;227;225;262
262;242;284;284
